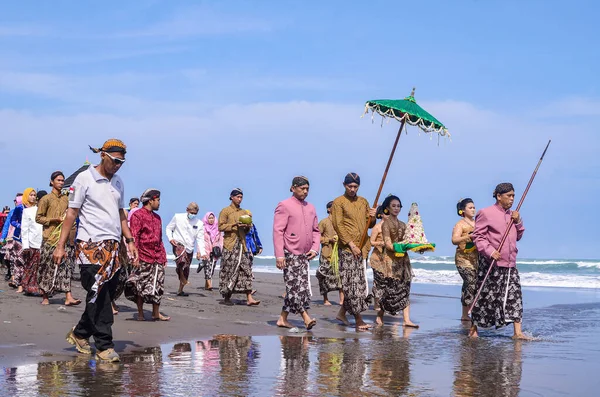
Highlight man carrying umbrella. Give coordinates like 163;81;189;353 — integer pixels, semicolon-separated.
273;176;320;330
36;171;81;306
125;189;170;321
331;173;376;330
54;138;139;363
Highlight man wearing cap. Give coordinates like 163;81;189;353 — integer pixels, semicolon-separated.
331;172;376;330
273;176;321;330
316;201;343;306
54;139;139;363
125;189;170;321
218;188;260;306
36;171;81;306
165;202;207;296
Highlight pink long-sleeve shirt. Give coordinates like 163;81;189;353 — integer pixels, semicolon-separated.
273;196;321;259
472;203;525;268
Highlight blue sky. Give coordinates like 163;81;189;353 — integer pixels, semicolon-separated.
1;1;598;259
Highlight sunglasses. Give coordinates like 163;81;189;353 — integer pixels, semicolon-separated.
104;152;126;165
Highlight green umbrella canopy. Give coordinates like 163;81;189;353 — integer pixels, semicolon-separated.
364;88;450;137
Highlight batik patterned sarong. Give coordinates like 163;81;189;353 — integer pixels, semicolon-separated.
338;250;369;315
373;269;410;315
471;256;523;329
282;253;311;314
21;248;41;295
316;255;340;296
219;242;253;298
6;241;25;286
37;242;75;294
125;261;165;305
75;240;120;303
173;243;193;283
457;265;478;307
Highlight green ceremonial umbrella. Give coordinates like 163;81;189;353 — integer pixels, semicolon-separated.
358;88;450;247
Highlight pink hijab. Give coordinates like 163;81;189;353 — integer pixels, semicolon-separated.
202;212;220;242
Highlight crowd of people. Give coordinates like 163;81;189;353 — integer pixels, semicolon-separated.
0;138;530;362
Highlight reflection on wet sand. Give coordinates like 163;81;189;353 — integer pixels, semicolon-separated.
453;338;523;397
275;335;312;396
369;326;414;396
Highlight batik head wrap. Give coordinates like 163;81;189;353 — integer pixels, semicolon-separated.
290;175;309;192
22;187;36;207
493;183;514;198
344;172;360;185
140;189;160;204
230;188;243;200
456;198;474;216
202;212;220;242
89;139;127;154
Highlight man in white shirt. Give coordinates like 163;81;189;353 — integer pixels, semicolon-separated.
166;202;207;296
54;139;139;363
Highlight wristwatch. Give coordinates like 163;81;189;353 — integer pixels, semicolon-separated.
125;237;135;244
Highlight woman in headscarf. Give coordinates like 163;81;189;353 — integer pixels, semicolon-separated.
10;188;37;293
198;212;223;291
374;195;417;328
452;198;478;321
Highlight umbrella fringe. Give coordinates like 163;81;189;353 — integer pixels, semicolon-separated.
363;104;450;137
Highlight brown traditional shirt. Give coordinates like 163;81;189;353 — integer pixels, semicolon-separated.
218;203;248;251
318;216;337;262
35;190;76;244
382;217;412;280
330;194;372;257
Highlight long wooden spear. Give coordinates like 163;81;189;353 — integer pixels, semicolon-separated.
468;139;551;315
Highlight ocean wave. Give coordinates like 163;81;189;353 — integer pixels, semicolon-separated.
164;262;600;289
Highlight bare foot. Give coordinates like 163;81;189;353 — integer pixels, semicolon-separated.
375;316;384;326
135;314;145;321
41;299;50;305
403;321;419;328
247;299;260;306
152;314;171;321
356;321;373;331
336;313;350;326
305;319;317;330
469;325;479;338
512;333;533;341
16;287;23;293
276;318;294;328
323;300;332;306
65;299;82;306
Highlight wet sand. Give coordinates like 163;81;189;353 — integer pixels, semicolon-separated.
2;268;600;396
1;268;392;366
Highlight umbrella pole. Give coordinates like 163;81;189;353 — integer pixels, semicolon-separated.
359;119;406;249
468;140;551;315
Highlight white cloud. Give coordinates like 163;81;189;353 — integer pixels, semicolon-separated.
114;6;273;39
535;97;600;118
0;25;50;37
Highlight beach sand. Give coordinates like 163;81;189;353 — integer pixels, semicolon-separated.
1;268;600;396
